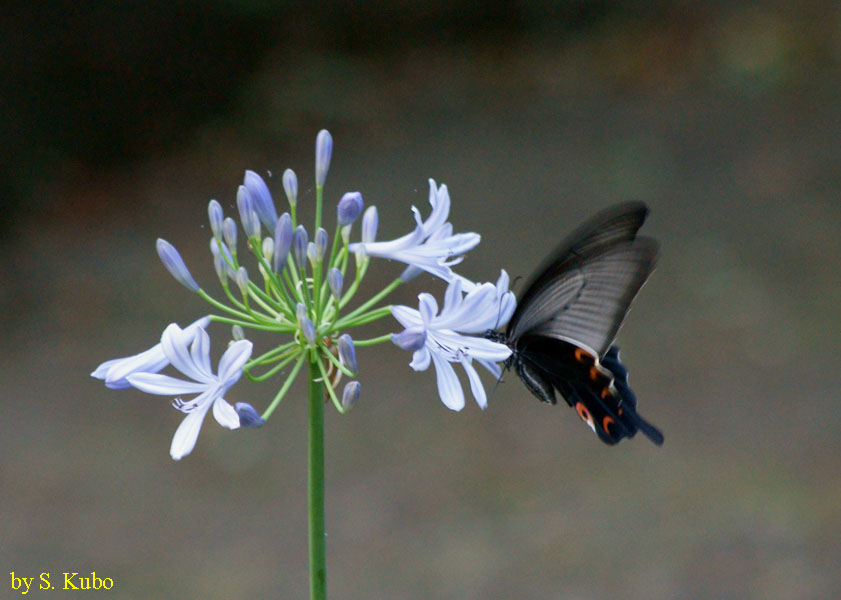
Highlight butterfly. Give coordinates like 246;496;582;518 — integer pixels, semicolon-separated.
487;202;663;445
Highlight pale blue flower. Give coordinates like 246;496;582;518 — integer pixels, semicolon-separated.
349;179;480;282
91;316;211;389
124;323;253;460
391;278;512;411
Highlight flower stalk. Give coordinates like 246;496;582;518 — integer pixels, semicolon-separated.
307;359;327;600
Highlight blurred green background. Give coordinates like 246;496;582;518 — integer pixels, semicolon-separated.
3;1;841;598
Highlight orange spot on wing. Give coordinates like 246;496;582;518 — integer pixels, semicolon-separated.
574;348;595;364
575;402;593;425
602;416;615;434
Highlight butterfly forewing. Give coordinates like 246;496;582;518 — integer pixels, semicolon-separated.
527;238;658;356
507;202;654;346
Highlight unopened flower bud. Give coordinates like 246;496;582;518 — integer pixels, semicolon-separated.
261;236;274;264
328;268;343;299
231;324;245;341
244;170;278;232
307;242;318;268
354;244;368;268
293;225;309;270
338;334;358;374
337;191;364;227
156;239;199;292
236;266;249;296
315;129;333;187
283;168;298;207
208;199;224;241
222;217;237;252
235;402;265;428
213;254;227;284
236;185;260;238
315;227;328;261
341;381;360;411
273;213;293;273
296;303;316;346
361;206;378;243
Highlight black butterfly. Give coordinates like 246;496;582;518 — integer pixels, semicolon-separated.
487;202;663;445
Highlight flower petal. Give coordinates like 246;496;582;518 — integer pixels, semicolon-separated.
430;351;464;411
212;398;241;430
217;340;253;383
125;373;207;396
169;403;212;461
461;358;487;410
409;346;431;371
161;324;210;383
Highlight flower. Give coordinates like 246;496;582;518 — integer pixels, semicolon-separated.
391;277;514;411
124;323;253;460
349;179;480;282
91;316;211;389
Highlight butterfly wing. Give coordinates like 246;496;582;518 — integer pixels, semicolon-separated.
507;202;658;357
504;202;662;445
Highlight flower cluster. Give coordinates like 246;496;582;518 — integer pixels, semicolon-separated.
92;130;514;459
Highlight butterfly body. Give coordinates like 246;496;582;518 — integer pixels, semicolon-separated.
489;202;663;445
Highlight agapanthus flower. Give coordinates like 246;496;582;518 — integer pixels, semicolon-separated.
123;323;253;460
349;179;480;282
390;276;515;411
91;316;211;389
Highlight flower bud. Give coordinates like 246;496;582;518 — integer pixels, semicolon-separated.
361;206;378;243
315;129;333;187
307;242;318;268
156;238;199;292
236;185;260;238
244;170;278;233
235;402;265;428
222;217;237;252
210;238;236;280
338;334;358;375
354;244;367;268
293;225;309;270
236;266;249;296
213;254;227;284
328;268;343;299
208;199;224;241
283;168;298;207
341;381;360;411
261;236;274;264
273;213;293;273
231;324;245;341
337;191;364;227
296;303;316;346
315;227;328;261
391;328;426;351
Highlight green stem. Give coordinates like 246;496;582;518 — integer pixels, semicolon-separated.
307;358;327;600
352;333;394;347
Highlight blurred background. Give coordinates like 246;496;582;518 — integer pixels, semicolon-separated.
3;1;840;598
